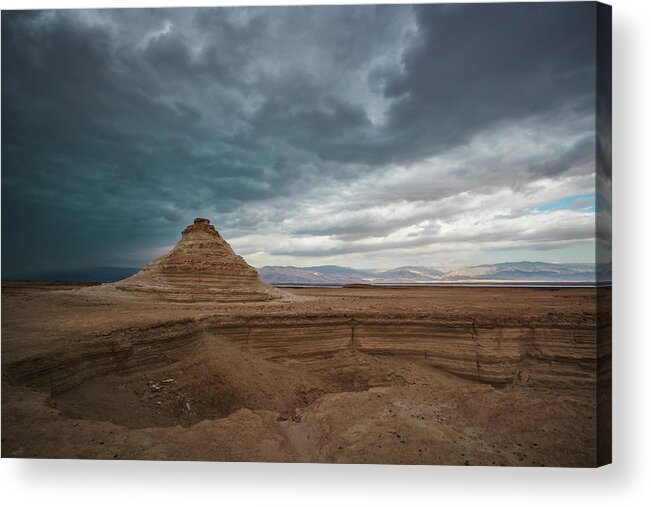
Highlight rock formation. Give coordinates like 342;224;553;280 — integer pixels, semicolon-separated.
114;218;282;302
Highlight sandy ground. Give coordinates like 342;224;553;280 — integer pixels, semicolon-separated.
1;282;609;466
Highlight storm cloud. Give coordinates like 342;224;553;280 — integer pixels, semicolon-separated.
2;3;603;275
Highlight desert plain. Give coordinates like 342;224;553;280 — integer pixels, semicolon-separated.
1;281;611;466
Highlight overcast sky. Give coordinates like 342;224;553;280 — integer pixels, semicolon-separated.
2;3;607;275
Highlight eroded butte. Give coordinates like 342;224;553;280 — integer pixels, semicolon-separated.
96;217;283;303
1;220;610;466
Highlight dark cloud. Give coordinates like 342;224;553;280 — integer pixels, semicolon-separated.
2;3;601;275
377;3;595;163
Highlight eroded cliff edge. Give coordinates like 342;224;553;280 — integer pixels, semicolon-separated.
3;295;601;393
2;283;607;466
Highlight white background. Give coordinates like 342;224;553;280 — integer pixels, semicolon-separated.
0;0;649;505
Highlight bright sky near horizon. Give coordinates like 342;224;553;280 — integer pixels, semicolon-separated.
2;3;611;275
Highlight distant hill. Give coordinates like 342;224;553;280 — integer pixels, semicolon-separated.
258;265;380;285
259;262;604;285
5;261;609;285
440;261;598;282
257;265;446;285
3;267;140;283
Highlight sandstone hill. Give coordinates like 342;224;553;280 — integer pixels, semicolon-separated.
112;218;283;302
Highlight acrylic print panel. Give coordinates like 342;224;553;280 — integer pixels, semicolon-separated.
1;2;611;467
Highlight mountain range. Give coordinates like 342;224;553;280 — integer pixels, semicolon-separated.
258;261;607;285
4;262;610;285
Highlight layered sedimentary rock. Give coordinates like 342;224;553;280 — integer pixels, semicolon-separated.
3;312;598;394
114;218;281;302
2;284;604;465
203;317;597;389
